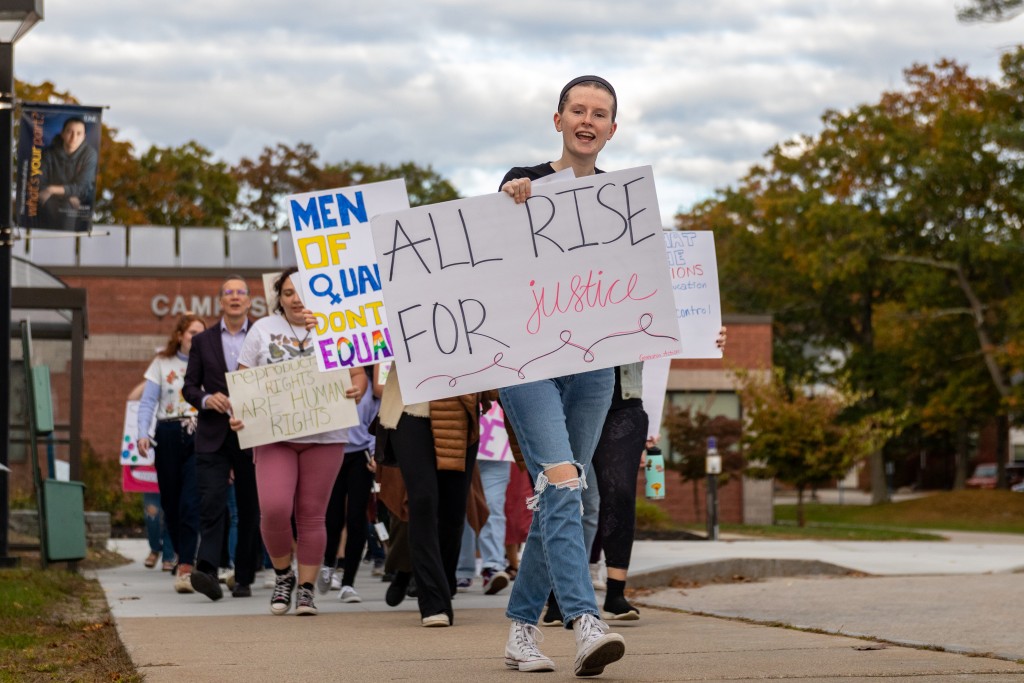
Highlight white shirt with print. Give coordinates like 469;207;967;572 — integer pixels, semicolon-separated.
143;355;197;420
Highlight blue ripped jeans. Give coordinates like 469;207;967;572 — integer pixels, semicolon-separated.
499;368;613;626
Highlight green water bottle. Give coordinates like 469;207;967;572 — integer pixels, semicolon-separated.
645;446;666;499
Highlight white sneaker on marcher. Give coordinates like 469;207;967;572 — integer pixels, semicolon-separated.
174;572;194;594
505;621;555;672
330;573;342;591
573;614;625;677
339;585;362;603
589;562;606;592
218;567;235;589
421;613;451;627
316;565;334;594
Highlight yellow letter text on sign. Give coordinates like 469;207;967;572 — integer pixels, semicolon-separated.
298;232;352;269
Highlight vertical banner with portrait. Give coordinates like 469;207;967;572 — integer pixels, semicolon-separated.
16;103;103;232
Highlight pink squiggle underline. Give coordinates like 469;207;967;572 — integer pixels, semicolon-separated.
415;314;677;390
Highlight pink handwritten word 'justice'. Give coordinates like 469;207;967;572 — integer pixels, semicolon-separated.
526;270;656;335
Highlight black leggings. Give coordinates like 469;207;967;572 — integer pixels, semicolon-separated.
590;405;648;571
323;448;374;586
391;415;476;621
153;420;199;567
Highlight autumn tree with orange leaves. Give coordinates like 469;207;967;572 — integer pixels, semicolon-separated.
681;50;1024;497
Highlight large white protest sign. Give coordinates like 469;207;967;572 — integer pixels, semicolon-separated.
286;179;409;373
370;166;682;403
664;231;723;358
226;355;358;449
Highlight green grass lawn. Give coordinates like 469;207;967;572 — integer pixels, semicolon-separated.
720;523;942;541
667;490;1024;540
677;520;942;541
775;489;1024;535
0;549;139;682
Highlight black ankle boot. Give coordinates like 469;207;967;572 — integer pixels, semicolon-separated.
386;571;411;607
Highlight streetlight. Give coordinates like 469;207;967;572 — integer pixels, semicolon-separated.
0;0;43;568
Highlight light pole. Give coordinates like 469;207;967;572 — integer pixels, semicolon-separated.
705;436;721;541
0;0;43;568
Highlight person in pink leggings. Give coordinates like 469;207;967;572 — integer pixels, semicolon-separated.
230;267;367;616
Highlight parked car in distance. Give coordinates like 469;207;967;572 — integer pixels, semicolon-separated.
967;463;1024;489
966;463;997;489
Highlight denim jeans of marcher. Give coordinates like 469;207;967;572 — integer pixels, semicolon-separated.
457;459;512;578
143;492;175;563
499;368;613;625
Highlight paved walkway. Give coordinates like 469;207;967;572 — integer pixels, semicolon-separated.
96;532;1024;681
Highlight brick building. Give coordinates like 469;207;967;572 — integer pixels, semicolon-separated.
9;225;774;525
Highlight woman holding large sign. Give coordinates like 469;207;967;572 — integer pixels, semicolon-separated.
497;75;626;677
230;267;368;616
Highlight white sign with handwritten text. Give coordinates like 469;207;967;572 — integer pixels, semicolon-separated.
664;231;723;358
370;166;682;403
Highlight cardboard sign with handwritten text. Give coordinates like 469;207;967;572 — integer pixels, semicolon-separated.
370;166;682;403
226;355;358;449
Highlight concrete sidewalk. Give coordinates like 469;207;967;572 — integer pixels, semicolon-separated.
97;534;1024;681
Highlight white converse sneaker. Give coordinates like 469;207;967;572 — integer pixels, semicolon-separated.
338;585;362;603
316;565;334;594
421;613;451;627
573;614;624;677
505;621;555;672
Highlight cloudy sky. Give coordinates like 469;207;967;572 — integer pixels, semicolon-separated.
15;0;1023;225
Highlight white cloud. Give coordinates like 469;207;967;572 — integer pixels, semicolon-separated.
14;0;1023;222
